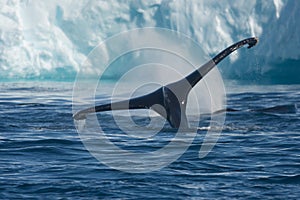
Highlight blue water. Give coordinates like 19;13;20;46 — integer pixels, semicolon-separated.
1;82;300;199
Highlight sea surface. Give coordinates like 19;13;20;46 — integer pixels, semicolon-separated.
0;82;299;199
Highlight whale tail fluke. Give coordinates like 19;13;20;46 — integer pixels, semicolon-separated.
73;37;259;128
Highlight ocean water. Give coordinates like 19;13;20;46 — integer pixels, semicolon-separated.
1;82;299;199
1;1;300;198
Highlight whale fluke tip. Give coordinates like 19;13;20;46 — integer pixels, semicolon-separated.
247;37;259;49
73;111;87;120
73;107;96;120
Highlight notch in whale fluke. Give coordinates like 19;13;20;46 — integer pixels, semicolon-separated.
73;37;259;128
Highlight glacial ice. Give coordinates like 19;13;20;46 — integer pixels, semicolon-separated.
0;0;299;83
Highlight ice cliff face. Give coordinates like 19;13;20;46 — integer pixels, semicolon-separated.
0;0;299;83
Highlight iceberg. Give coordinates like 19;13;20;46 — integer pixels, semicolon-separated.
0;0;299;83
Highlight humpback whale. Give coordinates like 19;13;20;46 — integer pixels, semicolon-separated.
73;37;258;128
